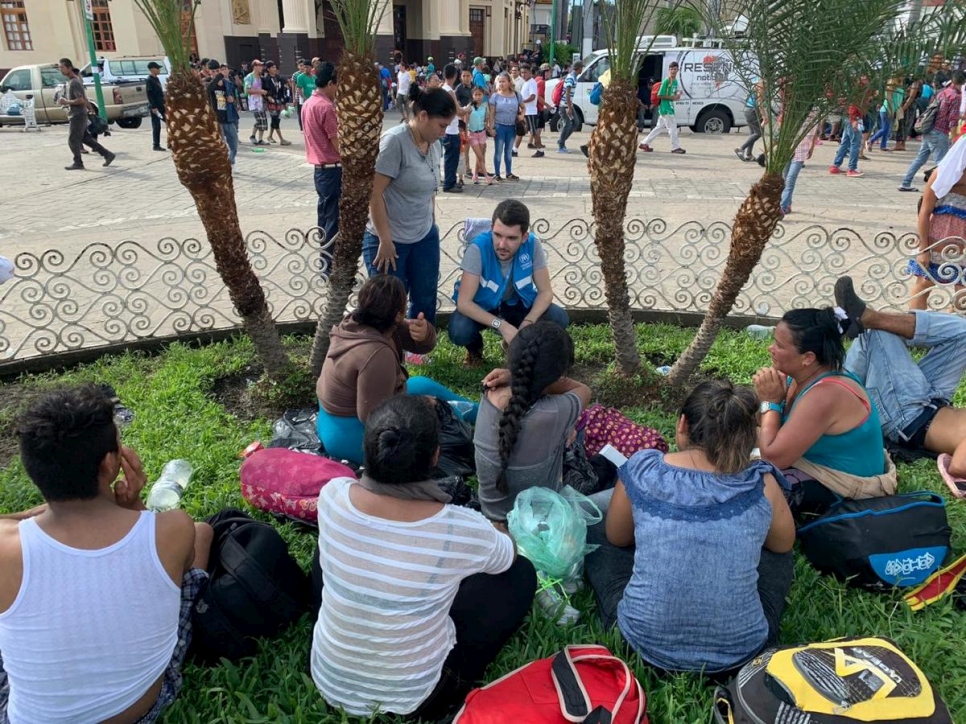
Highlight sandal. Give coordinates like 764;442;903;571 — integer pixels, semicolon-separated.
938;454;966;498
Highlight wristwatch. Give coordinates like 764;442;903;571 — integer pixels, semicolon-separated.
759;401;783;415
491;318;502;330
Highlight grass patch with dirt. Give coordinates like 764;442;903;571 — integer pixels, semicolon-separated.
1;323;964;723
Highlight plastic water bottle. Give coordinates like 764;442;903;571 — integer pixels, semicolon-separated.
745;324;776;340
655;365;672;376
448;400;477;421
146;460;194;512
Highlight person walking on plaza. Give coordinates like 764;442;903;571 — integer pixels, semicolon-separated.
244;59;268;145
898;72;964;192
828;100;866;178
205;60;240;165
262;62;292;146
450;200;569;366
639;61;685;154
735;78;763;162
520;64;543;157
146;61;166;152
58;58;115;171
293;60;316;130
303;62;342;275
557;61;582;153
867;77;903;153
396;62;413;121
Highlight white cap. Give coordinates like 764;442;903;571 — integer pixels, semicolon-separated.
0;256;14;283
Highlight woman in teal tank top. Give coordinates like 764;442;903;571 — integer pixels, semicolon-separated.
753;307;886;510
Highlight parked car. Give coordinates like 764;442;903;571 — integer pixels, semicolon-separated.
545;35;753;135
0;63;150;128
80;56;170;89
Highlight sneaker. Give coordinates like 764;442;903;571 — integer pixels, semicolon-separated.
580;144;589;158
527;142;535;149
638;143;653;152
505;173;519;181
781;205;792;215
511;150;518;157
463;349;485;368
102;152;116;167
442;185;463;193
846;169;864;178
828;166;841;175
64;163;85;171
734;147;747;161
492;175;503;182
152;146;167;152
898;185;919;192
249;135;256;144
535;573;581;625
280;140;292;146
671;148;686;154
404;351;428;366
557;146;569;154
532;149;544;158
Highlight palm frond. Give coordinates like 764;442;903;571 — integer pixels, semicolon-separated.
132;0;197;71
602;0;695;81
330;0;389;57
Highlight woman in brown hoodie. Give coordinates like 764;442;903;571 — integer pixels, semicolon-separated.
317;275;477;463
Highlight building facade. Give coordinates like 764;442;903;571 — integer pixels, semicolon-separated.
1;0;531;78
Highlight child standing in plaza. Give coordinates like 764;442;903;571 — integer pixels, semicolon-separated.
467;86;493;183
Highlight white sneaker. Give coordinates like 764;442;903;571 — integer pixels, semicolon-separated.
536;573;581;625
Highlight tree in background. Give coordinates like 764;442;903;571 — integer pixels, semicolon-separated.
666;0;966;386
133;0;291;380
655;6;703;39
309;0;387;375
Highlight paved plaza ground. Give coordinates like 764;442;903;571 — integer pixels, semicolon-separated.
1;113;919;254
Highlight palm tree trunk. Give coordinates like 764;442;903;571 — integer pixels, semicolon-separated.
589;78;641;376
165;71;291;379
310;51;383;376
666;173;784;386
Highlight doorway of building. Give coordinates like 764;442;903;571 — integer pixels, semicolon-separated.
469;7;485;57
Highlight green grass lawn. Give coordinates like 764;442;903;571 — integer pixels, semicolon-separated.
1;323;965;723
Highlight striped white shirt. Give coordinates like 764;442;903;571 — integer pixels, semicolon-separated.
310;478;515;716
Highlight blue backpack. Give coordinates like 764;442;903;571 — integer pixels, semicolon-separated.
797;491;951;590
589;82;603;106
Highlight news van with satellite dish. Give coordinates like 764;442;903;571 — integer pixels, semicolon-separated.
546;35;754;135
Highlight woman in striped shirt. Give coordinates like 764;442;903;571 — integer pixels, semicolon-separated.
311;395;536;720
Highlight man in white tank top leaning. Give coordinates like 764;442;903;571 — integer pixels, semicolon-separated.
0;384;213;724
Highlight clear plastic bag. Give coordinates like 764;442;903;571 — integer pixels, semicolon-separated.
507;486;602;581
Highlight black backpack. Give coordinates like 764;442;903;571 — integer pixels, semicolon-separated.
797;492;951;591
190;508;311;664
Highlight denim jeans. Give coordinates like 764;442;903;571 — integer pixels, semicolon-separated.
314;166;342;276
845;311;966;442
832;122;861;171
493;124;515;175
584;521;793;670
558;111;575;148
739;108;761;155
781;160;803;211
447;302;570;354
901;130;950;188
362;224;441;325
443;133;461;189
220;121;239;165
868;110;892;149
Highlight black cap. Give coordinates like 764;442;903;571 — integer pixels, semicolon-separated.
206;59;220;71
147;61;162;70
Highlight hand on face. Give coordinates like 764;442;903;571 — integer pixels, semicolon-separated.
114;446;147;510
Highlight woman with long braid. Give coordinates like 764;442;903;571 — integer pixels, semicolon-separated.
475;322;592;521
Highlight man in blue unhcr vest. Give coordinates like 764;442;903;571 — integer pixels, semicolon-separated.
450;199;570;366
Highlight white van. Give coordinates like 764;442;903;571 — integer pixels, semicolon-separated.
546;36;753;134
80;56;171;89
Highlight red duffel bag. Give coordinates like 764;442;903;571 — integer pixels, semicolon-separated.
453;644;648;724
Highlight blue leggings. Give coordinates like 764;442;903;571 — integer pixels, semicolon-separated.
316;376;477;464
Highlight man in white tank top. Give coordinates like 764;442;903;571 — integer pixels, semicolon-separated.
0;384;212;724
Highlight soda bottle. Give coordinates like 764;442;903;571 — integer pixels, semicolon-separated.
146;460;194;512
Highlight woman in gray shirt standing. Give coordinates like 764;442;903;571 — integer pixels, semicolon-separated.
364;85;457;325
488;72;524;181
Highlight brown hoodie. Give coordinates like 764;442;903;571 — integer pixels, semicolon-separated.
316;317;438;421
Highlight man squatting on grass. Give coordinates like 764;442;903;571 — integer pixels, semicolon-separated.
0;384;213;723
449;199;570;366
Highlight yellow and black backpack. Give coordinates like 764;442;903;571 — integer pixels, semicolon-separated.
714;637;951;724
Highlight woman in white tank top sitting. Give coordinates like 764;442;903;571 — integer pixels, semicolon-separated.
311;395;537;721
0;384;212;724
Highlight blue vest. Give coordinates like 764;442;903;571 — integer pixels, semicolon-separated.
453;232;539;310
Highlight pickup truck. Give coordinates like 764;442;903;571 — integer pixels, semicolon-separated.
0;63;150;128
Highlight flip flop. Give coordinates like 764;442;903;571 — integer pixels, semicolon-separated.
937;454;966;498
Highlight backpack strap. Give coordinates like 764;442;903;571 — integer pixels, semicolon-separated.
217;526;302;614
551;647;594;721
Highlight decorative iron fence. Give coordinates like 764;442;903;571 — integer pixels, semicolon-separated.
0;218;962;369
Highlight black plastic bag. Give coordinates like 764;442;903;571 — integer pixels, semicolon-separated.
433;398;475;478
268;408;322;454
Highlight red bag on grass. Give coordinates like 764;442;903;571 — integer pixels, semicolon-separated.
453;644;648;724
240;448;356;525
577;404;669;460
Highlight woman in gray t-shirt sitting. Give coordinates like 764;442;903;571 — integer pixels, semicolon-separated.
475;323;592;521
